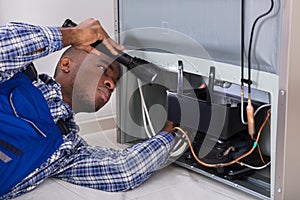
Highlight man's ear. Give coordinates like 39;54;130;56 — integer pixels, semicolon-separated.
59;57;72;73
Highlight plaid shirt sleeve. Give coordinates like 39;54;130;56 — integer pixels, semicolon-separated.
0;131;175;199
0;22;63;83
98;131;175;191
53;131;175;192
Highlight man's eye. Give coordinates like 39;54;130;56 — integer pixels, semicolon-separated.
98;65;106;72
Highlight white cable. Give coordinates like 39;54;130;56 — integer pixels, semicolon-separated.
137;78;156;138
170;137;188;157
240;89;271;125
140;83;152;138
137;78;187;157
241;161;270;170
173;135;185;149
241;88;247;125
141;93;153;138
254;104;271;116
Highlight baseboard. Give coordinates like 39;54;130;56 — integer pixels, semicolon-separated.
76;116;116;135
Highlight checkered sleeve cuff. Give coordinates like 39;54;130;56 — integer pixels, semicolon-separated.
38;26;63;54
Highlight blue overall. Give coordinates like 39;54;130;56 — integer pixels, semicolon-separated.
0;72;63;195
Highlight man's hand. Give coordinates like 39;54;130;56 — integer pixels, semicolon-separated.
161;120;176;137
60;18;124;55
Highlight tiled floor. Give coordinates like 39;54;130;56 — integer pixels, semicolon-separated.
15;126;260;200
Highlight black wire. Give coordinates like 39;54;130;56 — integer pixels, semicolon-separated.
247;0;274;94
241;0;245;87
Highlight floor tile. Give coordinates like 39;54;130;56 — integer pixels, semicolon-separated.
14;179;84;200
14;128;260;200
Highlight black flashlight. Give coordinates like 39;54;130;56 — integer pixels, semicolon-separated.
62;19;160;83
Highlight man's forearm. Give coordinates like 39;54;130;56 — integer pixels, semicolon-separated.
0;22;62;83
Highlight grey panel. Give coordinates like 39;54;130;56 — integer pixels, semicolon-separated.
118;0;282;74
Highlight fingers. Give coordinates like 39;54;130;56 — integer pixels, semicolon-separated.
161;120;175;133
198;83;207;89
89;19;124;56
101;38;124;56
84;19;124;56
72;44;100;56
68;18;124;56
90;48;101;56
109;38;125;51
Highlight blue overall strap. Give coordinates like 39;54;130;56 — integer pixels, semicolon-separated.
0;72;63;196
22;63;69;136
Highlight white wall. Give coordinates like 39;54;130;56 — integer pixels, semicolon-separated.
0;0;117;121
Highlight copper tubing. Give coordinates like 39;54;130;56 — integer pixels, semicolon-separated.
172;109;271;168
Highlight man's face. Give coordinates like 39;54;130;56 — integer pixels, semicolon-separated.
72;53;120;113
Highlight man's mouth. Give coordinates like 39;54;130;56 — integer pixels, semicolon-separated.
98;88;110;103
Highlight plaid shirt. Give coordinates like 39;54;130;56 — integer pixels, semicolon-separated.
0;22;175;199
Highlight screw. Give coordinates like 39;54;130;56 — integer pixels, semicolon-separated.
277;188;282;193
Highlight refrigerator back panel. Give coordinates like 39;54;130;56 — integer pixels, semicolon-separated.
118;0;281;74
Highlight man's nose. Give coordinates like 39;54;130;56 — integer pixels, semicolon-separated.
104;79;115;91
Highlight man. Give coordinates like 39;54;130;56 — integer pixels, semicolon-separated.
54;46;119;113
0;19;175;199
